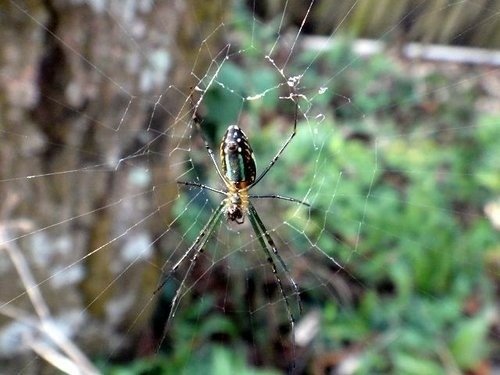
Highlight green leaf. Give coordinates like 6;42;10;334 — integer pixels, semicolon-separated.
394;353;444;375
450;314;489;369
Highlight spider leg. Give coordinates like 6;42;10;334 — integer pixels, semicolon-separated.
249;96;298;188
156;201;224;347
248;203;303;315
177;180;226;196
247;203;301;370
154;200;224;295
190;93;229;185
249;193;310;207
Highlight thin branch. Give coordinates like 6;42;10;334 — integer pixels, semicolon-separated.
0;192;99;374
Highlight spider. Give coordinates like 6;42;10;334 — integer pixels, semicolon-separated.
156;88;308;341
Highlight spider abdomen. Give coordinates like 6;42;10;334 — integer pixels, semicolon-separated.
220;125;256;189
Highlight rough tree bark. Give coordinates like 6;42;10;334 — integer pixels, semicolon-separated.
0;0;227;372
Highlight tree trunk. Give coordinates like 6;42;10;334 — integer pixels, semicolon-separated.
0;0;227;372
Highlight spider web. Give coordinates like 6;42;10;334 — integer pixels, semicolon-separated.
0;0;499;373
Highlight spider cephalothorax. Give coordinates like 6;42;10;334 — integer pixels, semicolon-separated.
225;191;245;224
